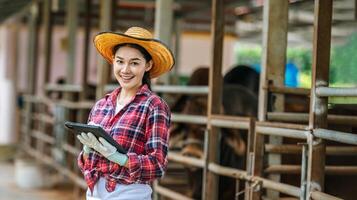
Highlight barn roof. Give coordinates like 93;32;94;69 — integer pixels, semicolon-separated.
0;0;356;45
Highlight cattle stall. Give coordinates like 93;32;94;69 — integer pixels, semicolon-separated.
10;0;357;200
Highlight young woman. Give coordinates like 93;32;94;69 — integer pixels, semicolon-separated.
76;27;174;200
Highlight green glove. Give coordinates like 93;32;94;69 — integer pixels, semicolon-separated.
77;132;128;166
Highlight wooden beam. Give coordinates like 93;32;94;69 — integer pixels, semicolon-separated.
27;2;39;95
154;0;174;84
96;0;115;99
255;0;289;199
43;0;53;85
307;0;332;198
203;0;224;199
65;0;79;84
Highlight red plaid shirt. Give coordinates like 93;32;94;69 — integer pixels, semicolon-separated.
77;84;170;193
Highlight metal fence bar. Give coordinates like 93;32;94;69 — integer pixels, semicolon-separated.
265;165;357;175
210;115;250;129
32;113;55;124
168;152;205;168
31;130;55;144
45;83;83;93
316;87;357;97
300;144;308;200
265;144;357;155
62;143;81;156
268;112;357;126
310;191;343;200
154;181;194;200
25;145;87;189
105;84;209;94
256;126;308;139
313;128;357;145
208;163;301;197
171;113;207;124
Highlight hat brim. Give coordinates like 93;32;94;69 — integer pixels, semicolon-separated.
94;32;175;79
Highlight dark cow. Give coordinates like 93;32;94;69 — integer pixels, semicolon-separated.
224;65;260;96
169;65;258;199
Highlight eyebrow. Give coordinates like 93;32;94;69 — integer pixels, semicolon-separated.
115;56;141;61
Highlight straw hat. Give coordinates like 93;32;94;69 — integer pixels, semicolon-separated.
94;27;175;78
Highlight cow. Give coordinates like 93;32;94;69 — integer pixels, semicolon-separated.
169;65;258;199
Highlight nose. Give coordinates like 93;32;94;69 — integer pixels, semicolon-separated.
121;63;130;73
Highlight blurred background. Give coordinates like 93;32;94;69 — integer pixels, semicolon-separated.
0;0;356;199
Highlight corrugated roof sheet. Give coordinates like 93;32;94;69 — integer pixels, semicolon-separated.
0;0;31;23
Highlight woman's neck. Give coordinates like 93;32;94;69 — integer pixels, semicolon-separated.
118;85;140;104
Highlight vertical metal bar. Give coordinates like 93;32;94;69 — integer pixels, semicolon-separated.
27;2;39;95
235;179;240;200
81;0;91;99
172;17;182;84
43;0;53;87
79;0;92;122
96;0;114;99
154;0;173;84
300;143;308;200
204;0;224;199
23;100;32;148
252;129;264;200
355;0;357;20
9;24;19;90
307;0;332;198
245;118;255;200
202;129;209;200
258;0;288;199
66;0;78;84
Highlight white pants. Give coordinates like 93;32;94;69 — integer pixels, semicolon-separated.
86;178;152;200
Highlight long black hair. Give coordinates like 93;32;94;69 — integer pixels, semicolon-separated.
113;43;152;90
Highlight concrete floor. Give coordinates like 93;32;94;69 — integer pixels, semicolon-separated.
0;161;76;200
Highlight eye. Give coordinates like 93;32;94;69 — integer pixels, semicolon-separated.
116;59;124;64
131;62;139;66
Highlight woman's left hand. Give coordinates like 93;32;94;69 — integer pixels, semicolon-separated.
77;133;116;157
77;133;128;166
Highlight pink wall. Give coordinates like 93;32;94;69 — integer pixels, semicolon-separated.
9;25;237;94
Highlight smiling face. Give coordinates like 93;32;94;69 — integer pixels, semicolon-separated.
113;45;153;93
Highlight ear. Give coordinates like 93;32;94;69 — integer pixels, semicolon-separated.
145;60;153;72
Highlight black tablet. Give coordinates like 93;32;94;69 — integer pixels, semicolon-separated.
64;121;127;154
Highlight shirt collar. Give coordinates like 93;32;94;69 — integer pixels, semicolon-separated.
105;84;152;106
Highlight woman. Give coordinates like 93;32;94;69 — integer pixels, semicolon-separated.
76;27;174;200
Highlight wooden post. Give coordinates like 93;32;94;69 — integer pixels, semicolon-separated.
65;0;78;84
43;0;53;98
307;0;332;198
81;0;91;98
96;0;115;99
172;17;182;84
27;2;40;95
203;0;224;199
255;0;288;199
154;0;173;84
355;0;357;20
245;118;256;200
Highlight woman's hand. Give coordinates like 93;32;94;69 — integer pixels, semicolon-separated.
77;133;128;166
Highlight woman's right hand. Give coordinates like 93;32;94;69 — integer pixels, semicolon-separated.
77;132;95;155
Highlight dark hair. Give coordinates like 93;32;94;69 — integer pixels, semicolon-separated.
113;43;152;90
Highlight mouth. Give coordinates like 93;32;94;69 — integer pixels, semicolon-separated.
120;74;134;81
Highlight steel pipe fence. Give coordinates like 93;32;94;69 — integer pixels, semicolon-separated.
267;112;357;126
20;87;357;200
20;93;357;200
20;97;88;195
316;87;357;97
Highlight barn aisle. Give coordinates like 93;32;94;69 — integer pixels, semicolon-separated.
0;161;75;200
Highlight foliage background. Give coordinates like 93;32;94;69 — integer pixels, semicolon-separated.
235;33;357;88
